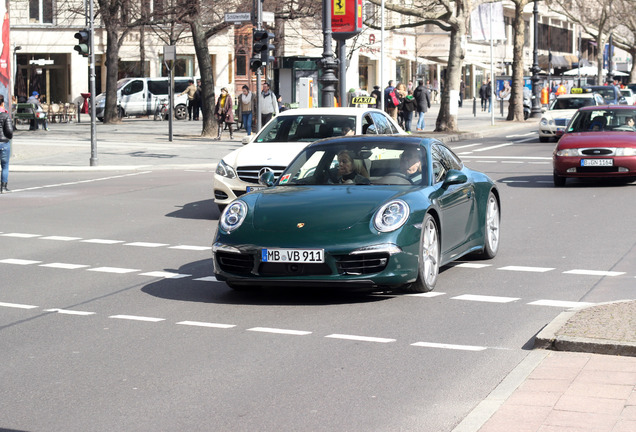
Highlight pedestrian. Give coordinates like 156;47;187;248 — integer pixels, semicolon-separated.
413;80;431;131
485;78;493;113
479;81;488;111
192;79;202;120
179;79;197;120
214;87;235;140
401;90;417;133
384;80;398;121
259;82;278;126
370;85;382;109
237;85;255;137
0;95;13;194
396;82;407;128
26;91;48;131
459;79;465;107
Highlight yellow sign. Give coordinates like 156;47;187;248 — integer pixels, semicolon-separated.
334;0;345;15
352;96;376;105
571;88;583;94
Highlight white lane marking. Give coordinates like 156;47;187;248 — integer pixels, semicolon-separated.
502;180;529;183
506;132;537;138
528;300;596;308
411;341;487;351
501;161;524;164
39;263;90;270
563;269;625;277
139;271;191;279
45;308;95;316
325;334;395;343
124;242;169;248
2;233;42;238
109;315;165;322
453;143;482;149
177;321;236;329
193;276;218;282
452;294;519;303
12;172;151;192
475;143;514;152
248;327;312;336
498;266;555;273
406;292;446;297
0;301;38;309
40;236;82;241
513;137;539;143
81;239;125;244
168;245;212;251
0;259;42;265
462;155;551;160
87;267;141;274
455;263;492;269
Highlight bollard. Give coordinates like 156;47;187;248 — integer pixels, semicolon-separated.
500;99;504;117
473;97;477;117
77;102;81;123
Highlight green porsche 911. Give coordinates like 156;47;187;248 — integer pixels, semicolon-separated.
212;136;501;293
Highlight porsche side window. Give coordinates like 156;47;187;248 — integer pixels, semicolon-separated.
431;145;447;183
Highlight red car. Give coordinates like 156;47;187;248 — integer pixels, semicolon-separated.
553;105;636;186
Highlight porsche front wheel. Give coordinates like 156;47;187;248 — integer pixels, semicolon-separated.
406;214;439;293
480;191;500;259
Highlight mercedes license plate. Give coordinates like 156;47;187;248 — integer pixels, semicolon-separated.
262;248;325;263
581;159;613;167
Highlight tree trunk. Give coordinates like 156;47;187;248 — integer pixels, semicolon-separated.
507;1;527;121
104;27;121;124
630;49;636;83
190;17;217;137
435;24;464;132
596;34;606;85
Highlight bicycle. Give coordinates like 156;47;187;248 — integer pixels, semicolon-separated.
154;98;169;121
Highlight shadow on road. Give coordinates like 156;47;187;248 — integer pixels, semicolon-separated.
166;198;218;220
499;175;636;188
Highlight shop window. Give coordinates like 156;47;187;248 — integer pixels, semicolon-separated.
29;0;53;24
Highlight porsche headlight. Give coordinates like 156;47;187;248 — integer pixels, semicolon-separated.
216;160;237;179
615;147;636;156
220;201;247;233
373;200;410;233
555;148;579;157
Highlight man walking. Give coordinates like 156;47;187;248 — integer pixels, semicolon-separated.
259;82;279;126
413;80;431;131
179;79;197;120
384;80;398;120
0;95;14;194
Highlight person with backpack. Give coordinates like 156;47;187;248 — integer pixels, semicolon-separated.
384;80;398;120
401;90;417;133
0;95;14;194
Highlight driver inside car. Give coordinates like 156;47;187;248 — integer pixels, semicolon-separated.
400;148;423;183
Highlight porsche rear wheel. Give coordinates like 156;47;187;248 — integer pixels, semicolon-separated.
406;214;439;293
480;191;500;259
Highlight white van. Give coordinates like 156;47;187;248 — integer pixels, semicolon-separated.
94;77;194;121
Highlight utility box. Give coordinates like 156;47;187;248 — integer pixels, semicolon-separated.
297;77;317;108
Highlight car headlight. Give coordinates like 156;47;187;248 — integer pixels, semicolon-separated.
616;147;636;156
540;118;548;126
555;148;579;157
220;201;247;233
216;160;237;179
373;200;410;233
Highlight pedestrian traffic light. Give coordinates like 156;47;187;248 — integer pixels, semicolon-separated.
74;29;91;57
253;29;275;67
250;56;263;73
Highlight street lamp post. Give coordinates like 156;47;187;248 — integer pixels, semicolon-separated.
319;0;339;107
530;0;542;118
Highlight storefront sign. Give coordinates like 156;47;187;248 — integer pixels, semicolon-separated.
332;0;363;40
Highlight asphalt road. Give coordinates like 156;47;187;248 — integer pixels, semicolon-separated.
2;126;636;431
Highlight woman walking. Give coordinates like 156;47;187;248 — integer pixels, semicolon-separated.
0;95;14;194
237;85;255;136
214;87;235;140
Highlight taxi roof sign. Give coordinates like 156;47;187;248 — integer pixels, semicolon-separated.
352;96;375;105
571;88;583;94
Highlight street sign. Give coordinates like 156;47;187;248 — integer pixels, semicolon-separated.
224;12;251;24
262;11;275;23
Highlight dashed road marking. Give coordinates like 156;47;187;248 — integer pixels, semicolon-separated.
411;342;487;351
88;267;141;274
168;245;212;251
528;300;595;308
109;315;165;322
177;321;236;329
81;239;125;244
452;294;519;303
40;236;82;241
455;263;492;269
139;271;191;279
0;259;41;265
248;327;312;336
498;266;555;273
124;242;170;248
406;292;446;297
39;262;90;270
563;269;625;277
45;308;95;316
2;233;42;238
193;276;218;282
325;334;396;343
0;301;38;309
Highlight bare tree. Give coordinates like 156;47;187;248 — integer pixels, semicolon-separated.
506;0;530;122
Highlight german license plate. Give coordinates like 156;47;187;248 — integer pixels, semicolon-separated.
247;186;265;193
581;159;613;167
262;248;325;263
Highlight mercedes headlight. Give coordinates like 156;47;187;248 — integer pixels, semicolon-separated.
216;160;237;179
373;200;410;233
220;201;247;233
540;118;548;126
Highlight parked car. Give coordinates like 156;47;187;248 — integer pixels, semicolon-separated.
539;93;604;142
94;77;193;121
213;107;405;212
582;85;625;105
212;135;501;293
553;105;636;186
620;88;635;105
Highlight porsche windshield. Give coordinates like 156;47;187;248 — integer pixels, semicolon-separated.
277;142;429;186
255;115;357;143
567;109;636;133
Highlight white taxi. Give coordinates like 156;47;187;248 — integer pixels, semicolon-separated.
213;107;405;212
539;92;604;142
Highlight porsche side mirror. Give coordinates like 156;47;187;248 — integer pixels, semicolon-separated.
443;170;468;187
259;171;276;187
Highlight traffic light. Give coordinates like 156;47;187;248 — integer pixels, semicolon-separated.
250;56;263;73
253;29;275;68
74;29;91;57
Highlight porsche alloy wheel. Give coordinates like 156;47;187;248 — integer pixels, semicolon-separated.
406;214;439;293
480;191;500;259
